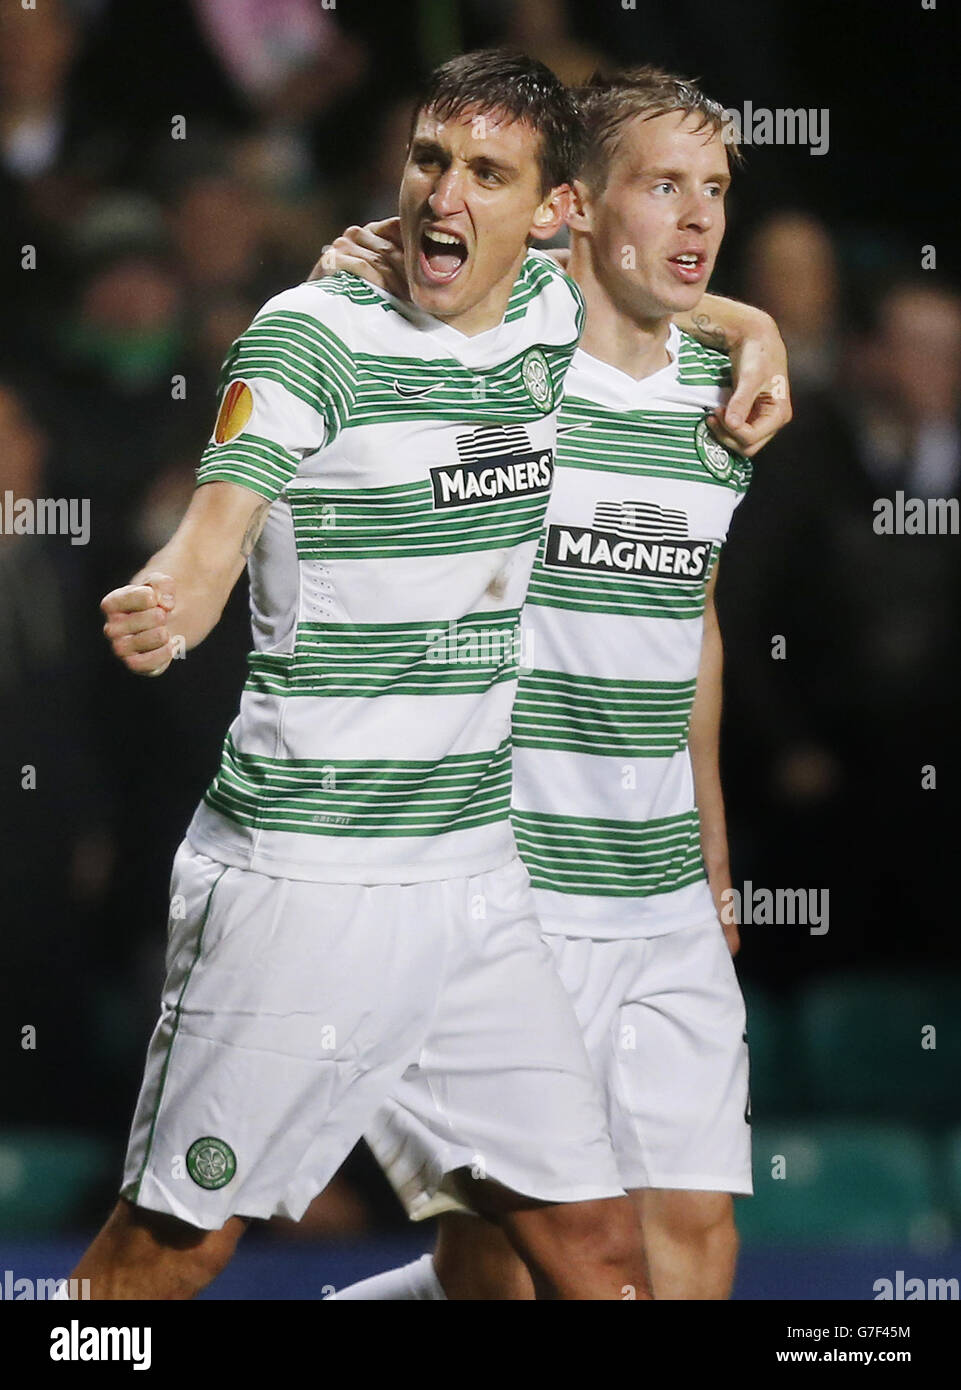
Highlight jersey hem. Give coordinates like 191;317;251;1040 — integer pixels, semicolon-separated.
535;907;721;942
184;818;518;886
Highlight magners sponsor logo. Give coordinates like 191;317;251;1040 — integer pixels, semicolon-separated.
544;499;711;581
431;424;553;509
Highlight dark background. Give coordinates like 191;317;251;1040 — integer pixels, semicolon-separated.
1;0;959;1284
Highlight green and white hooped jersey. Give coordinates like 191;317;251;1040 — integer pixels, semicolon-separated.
187;251;584;883
511;325;752;938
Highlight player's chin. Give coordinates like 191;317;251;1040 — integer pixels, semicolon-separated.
662;279;710;314
410;267;471;316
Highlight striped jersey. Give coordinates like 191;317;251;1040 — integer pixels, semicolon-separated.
511;324;752;938
186;251;584;883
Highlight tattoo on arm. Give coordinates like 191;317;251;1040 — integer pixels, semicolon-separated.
690;312;729;352
241;501;271;557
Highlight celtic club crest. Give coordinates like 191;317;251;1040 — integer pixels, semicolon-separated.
694;416;734;481
186;1136;237;1190
522;348;554;412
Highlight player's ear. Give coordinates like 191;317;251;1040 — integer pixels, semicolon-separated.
565;179;593;234
528;183;572;242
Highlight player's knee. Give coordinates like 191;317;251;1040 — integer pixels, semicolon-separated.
437;1214;533;1300
593;1200;646;1274
184;1220;243;1286
653;1190;737;1257
177;1233;239;1291
715;1203;739;1265
545;1195;641;1272
121;1201;243;1289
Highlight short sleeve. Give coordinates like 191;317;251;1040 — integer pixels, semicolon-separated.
196;290;357;501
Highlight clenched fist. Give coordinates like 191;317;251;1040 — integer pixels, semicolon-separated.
101;572;177;676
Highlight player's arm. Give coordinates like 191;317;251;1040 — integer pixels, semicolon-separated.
101;482;270;676
675;295;792;459
309;221;792;456
688;562;739;956
104;282;347;677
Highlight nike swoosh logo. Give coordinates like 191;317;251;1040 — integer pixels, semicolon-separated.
393;381;438;399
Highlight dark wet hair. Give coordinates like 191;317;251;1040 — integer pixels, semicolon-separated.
411;49;584;195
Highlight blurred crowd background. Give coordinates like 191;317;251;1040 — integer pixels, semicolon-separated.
1;0;960;1281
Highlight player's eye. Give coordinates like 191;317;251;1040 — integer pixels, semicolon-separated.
652;181;676;195
705;184;724;199
476;168;503;186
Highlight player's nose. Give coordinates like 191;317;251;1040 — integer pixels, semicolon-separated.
428;165;465;217
679;196;714;232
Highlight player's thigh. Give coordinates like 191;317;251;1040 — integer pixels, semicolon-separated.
433;1189;640;1300
632;1187;735;1244
492;1191;644;1296
405;858;623;1205
124;845;448;1225
434;1210;534;1301
76;1196;246;1282
550;921;751;1193
623;921;750;1172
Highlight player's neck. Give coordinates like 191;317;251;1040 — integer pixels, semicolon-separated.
427;247;528;338
570;240;673;381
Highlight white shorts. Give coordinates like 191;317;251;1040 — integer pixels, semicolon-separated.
121;842;624;1229
369;915;752;1217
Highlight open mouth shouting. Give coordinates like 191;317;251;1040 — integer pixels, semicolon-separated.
419;225;469;285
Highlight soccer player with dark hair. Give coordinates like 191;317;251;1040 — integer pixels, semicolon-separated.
71;50;656;1301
